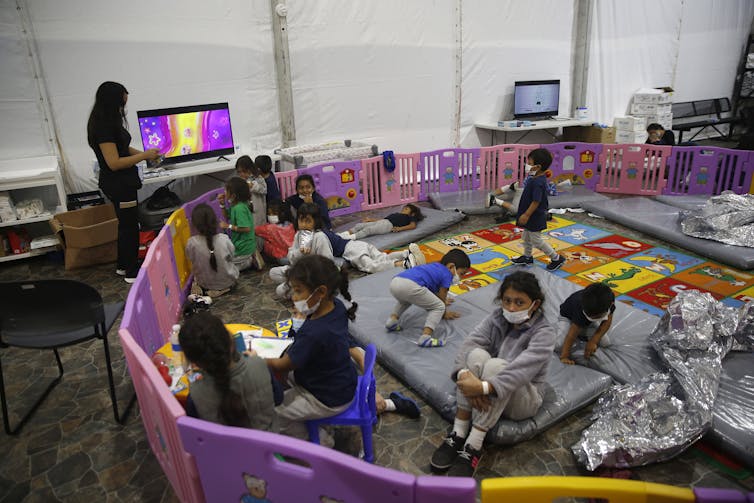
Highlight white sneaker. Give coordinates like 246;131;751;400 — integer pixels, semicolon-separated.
408;243;426;265
337;231;354;240
124;276;137;284
116;268;127;276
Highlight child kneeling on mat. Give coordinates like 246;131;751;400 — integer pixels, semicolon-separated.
558;283;615;365
265;255;358;440
386;249;470;348
431;271;554;477
341;204;424;240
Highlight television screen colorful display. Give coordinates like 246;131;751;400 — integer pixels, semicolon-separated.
137;102;235;165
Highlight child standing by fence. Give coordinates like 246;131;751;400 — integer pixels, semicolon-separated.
186;203;238;298
235;155;267;228
218;177;264;271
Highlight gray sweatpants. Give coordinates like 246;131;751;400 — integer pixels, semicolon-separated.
269;265;290;297
522;229;558;259
554;316;612;353
457;348;543;430
389;276;445;331
276;373;352;440
352;219;393;240
344;241;405;273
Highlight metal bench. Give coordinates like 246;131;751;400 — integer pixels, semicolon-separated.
672;98;739;143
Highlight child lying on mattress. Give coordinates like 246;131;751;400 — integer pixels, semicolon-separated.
430;270;554;477
341;204;424;240
323;227;427;273
557;283;615;365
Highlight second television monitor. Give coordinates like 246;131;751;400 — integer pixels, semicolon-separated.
513;80;560;119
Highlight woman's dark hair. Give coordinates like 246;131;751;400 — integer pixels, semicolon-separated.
179;312;250;428
87;81;128;149
528;148;553;170
294;202;323;231
405;204;425;222
235;155;259;177
441;249;471;269
225;176;254;213
286;255;358;320
191;203;219;271
498;271;545;309
295;174;316;193
582;283;615;317
255;155;273;175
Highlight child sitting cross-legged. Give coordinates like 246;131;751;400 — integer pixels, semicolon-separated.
186;203;238;298
341;204;425;240
557;283;616;365
386;249;471;348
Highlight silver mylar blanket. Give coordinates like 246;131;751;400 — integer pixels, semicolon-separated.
680;192;754;247
573;290;753;470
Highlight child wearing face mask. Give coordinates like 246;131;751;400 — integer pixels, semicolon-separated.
510;148;566;271
557;283;615;365
430;270;554;477
284;174;333;230
265;255;358;440
254;200;295;263
385;249;470;348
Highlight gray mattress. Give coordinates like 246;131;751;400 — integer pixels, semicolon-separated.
347;268;612;445
653;194;709;211
335;206;465;249
428;186;609;215
580;197;754;270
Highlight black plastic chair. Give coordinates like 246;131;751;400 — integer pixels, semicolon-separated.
0;279;135;435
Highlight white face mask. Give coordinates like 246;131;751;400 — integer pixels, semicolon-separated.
293;290;321;317
584;311;608;324
267;215;279;224
451;273;461;286
503;308;530;325
291;317;305;332
526;164;539;176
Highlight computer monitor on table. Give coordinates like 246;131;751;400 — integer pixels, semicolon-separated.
513;80;560;119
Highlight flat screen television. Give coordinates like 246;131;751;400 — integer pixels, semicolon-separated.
137;102;235;165
513;80;560;119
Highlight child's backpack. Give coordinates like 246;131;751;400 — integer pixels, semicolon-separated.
382;150;396;173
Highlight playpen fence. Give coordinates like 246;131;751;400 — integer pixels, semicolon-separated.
546;142;602;190
597;144;670;195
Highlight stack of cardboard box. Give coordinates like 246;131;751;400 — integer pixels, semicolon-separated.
613;116;647;144
562;125;615;143
630;87;673;132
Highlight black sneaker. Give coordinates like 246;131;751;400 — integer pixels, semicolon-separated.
494;210;514;224
389;391;420;419
447;444;483;477
546;255;566;271
430;432;466;473
511;255;534;265
485;193;496;208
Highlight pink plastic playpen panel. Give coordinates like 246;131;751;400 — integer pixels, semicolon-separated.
360;154;421;210
120;329;203;503
419;148;481;198
275;170;298;200
597;144;670;195
664;146;753;196
144;228;182;339
478;144;537;191
547;142;602;191
415;476;476;503
121;274;164;356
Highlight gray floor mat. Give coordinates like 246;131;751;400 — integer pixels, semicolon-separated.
581;197;754;269
429;186;609;215
654;194;710;211
335;206;465;249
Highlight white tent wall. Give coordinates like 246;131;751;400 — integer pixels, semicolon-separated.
459;0;575;147
14;0;280;194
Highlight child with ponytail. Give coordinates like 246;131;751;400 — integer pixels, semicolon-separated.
218;176;264;271
180;311;281;431
186;203;238;298
265;255;358;440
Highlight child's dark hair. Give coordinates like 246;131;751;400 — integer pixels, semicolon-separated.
295;174;316;192
441;249;471;269
255;155;273;175
582;283;615;317
179;312;250;428
286;255;358;320
646;123;664;132
268;199;292;223
498;271;545;308
294;202;323;231
225;176;254;213
528;148;553;170
191;203;219;271
235;155;259;177
405;204;425;222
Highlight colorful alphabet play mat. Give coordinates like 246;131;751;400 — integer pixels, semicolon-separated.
414;216;753;316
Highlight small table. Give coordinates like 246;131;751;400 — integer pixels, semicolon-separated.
475;119;593;145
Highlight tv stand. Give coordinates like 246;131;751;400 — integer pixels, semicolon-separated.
141;156;236;185
474;118;593;145
217;155;231;162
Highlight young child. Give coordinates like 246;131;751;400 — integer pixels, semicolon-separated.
386;249;471;348
185;203;239;298
323;227;426;273
284;174;333;230
235;155;267;228
342;204;425;240
510;148;565;271
265;255;358;440
219;177;264;271
254;200;295;262
558;283;615;364
179;311;281;431
645;123;675;146
485;181;520;223
255;154;280;204
268;203;334;297
430;271;554;477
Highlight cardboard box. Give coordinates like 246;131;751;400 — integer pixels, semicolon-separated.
614;116;646;132
634;112;673;131
633;86;674;104
616;130;648;144
562;125;616;144
631;102;672;115
50;203;118;269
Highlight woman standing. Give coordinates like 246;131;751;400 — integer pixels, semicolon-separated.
87;81;159;283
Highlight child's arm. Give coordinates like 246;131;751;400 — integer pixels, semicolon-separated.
559;322;582;364
585;312;613;359
391;221;417;233
266;354;295;374
437;287;460;319
250;177;267;195
349;347;365;373
517;200;539;225
221;222;251;233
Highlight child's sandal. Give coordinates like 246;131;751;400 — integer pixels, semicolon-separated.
417;337;444;348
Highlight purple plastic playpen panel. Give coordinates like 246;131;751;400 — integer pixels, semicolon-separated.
177;415;416;502
415;476;476;503
664;146;753;196
478;144;536;191
360;154;421;211
309;160;363;217
120;329;204;503
419;148;481;199
547;142;602;191
145;227;182;339
120;274;164;356
694;487;751;503
275;170;298;200
597;144;670;195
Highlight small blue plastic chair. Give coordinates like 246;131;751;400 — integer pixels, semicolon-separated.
306;344;378;462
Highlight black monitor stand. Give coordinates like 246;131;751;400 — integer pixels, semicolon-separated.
217;155;231;162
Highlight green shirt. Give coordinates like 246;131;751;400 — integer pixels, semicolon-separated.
229;203;256;256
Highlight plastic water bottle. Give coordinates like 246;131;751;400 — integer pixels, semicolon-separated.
169;324;184;376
